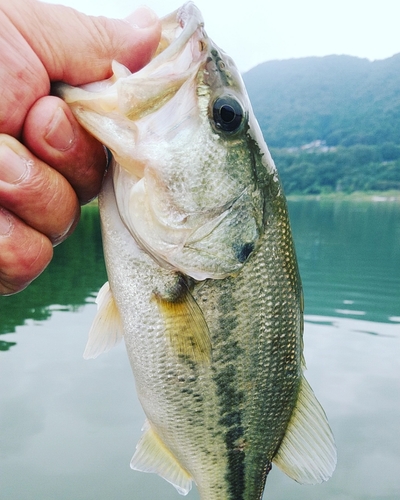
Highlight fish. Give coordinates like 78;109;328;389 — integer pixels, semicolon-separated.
57;2;336;499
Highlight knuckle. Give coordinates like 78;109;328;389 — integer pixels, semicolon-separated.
0;225;53;295
0;151;80;242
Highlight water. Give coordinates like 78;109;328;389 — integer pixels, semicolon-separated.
0;200;399;500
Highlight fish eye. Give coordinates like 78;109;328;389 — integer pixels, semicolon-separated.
212;96;244;133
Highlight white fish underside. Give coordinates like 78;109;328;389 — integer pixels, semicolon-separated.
58;3;336;499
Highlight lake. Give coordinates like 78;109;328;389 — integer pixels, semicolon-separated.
0;199;399;500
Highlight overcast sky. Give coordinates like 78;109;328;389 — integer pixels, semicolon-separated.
46;0;400;72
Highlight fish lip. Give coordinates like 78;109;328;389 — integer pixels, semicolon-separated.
143;2;205;75
177;1;204;27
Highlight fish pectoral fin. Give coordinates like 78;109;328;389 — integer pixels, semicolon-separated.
273;375;337;484
154;284;212;364
130;420;193;496
83;282;124;359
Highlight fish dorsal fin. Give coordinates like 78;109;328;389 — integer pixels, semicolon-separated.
130;420;193;496
83;282;124;359
153;279;211;364
273;375;337;484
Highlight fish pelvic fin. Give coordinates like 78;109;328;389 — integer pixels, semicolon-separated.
273;375;337;484
130;420;193;496
154;278;211;364
83;282;124;359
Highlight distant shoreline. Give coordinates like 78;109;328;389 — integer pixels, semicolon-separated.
287;190;400;202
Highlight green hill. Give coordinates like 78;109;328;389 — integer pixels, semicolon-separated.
243;54;400;193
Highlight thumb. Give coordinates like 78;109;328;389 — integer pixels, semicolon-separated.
25;1;162;84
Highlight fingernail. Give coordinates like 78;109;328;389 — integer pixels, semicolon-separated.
0;145;29;184
125;6;158;29
45;107;75;151
0;208;12;236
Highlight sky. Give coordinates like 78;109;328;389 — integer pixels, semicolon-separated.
45;0;400;72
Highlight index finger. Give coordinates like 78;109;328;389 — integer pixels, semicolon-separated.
22;96;107;205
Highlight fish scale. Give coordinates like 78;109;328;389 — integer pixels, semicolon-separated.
57;2;336;499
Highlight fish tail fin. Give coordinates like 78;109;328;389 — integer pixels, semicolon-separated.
273;375;337;484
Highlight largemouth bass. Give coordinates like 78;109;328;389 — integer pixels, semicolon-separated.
58;2;336;498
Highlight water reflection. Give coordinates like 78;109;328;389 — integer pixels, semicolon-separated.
269;315;400;500
0;205;106;350
289;199;400;323
0;199;399;500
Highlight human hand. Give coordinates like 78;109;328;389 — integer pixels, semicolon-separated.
0;0;161;295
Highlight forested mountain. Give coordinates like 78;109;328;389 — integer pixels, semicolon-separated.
243;54;400;193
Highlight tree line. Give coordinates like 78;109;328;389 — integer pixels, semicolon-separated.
271;143;400;194
243;54;400;193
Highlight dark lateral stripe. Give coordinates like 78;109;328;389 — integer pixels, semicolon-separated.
225;426;245;499
214;284;246;500
215;369;246;500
